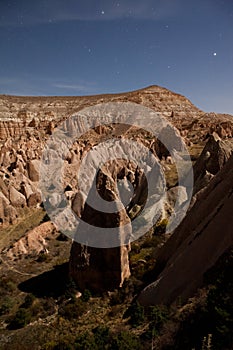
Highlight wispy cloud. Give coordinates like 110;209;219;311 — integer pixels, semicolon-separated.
0;77;47;96
0;76;98;96
52;83;95;93
0;0;183;27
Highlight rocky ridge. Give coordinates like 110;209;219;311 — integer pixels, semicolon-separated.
0;85;232;141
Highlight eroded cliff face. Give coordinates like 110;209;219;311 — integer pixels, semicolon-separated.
138;147;233;306
0;85;232;141
0;85;232;293
0;85;232;225
69;158;152;291
192;132;233;194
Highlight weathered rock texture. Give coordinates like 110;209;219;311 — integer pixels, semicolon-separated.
138;153;233;306
192;132;233;194
0;85;232;293
0;85;232;226
6;221;57;260
0;86;232;142
69;163;133;292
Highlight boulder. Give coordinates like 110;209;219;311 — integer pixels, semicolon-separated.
0;192;18;224
9;186;26;208
27;192;41;207
27;159;40;182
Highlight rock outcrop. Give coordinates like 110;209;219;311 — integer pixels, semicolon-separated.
138;153;233;306
192;132;233;194
6;221;57;260
69;164;132;292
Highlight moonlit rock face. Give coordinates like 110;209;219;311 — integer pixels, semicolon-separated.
138;153;233;306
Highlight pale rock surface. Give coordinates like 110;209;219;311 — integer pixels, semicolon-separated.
9;186;27;208
27;159;40;182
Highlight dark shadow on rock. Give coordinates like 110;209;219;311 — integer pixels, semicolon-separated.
18;263;69;298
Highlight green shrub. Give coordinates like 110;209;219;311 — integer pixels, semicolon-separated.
0;296;15;315
74;332;97;350
146;305;169;337
8;308;32;329
141;235;161;248
129;302;145;327
52;341;73;350
81;289;92;302
110;331;141;350
154;218;168;235
110;278;141;307
59;299;86;320
93;325;110;348
64;278;77;301
43;340;73;350
21;293;36;308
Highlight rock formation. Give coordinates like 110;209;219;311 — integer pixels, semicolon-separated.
192;132;233;194
1;86;232;227
0;85;232;294
69;163;133;292
138;152;233;306
0;86;233;224
6;222;57;260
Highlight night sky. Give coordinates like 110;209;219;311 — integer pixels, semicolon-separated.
0;0;233;114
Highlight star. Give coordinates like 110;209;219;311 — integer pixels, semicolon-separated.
213;52;217;56
101;10;105;15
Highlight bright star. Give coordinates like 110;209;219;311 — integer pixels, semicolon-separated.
213;52;217;56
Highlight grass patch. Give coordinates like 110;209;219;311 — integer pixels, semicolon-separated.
0;207;46;251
